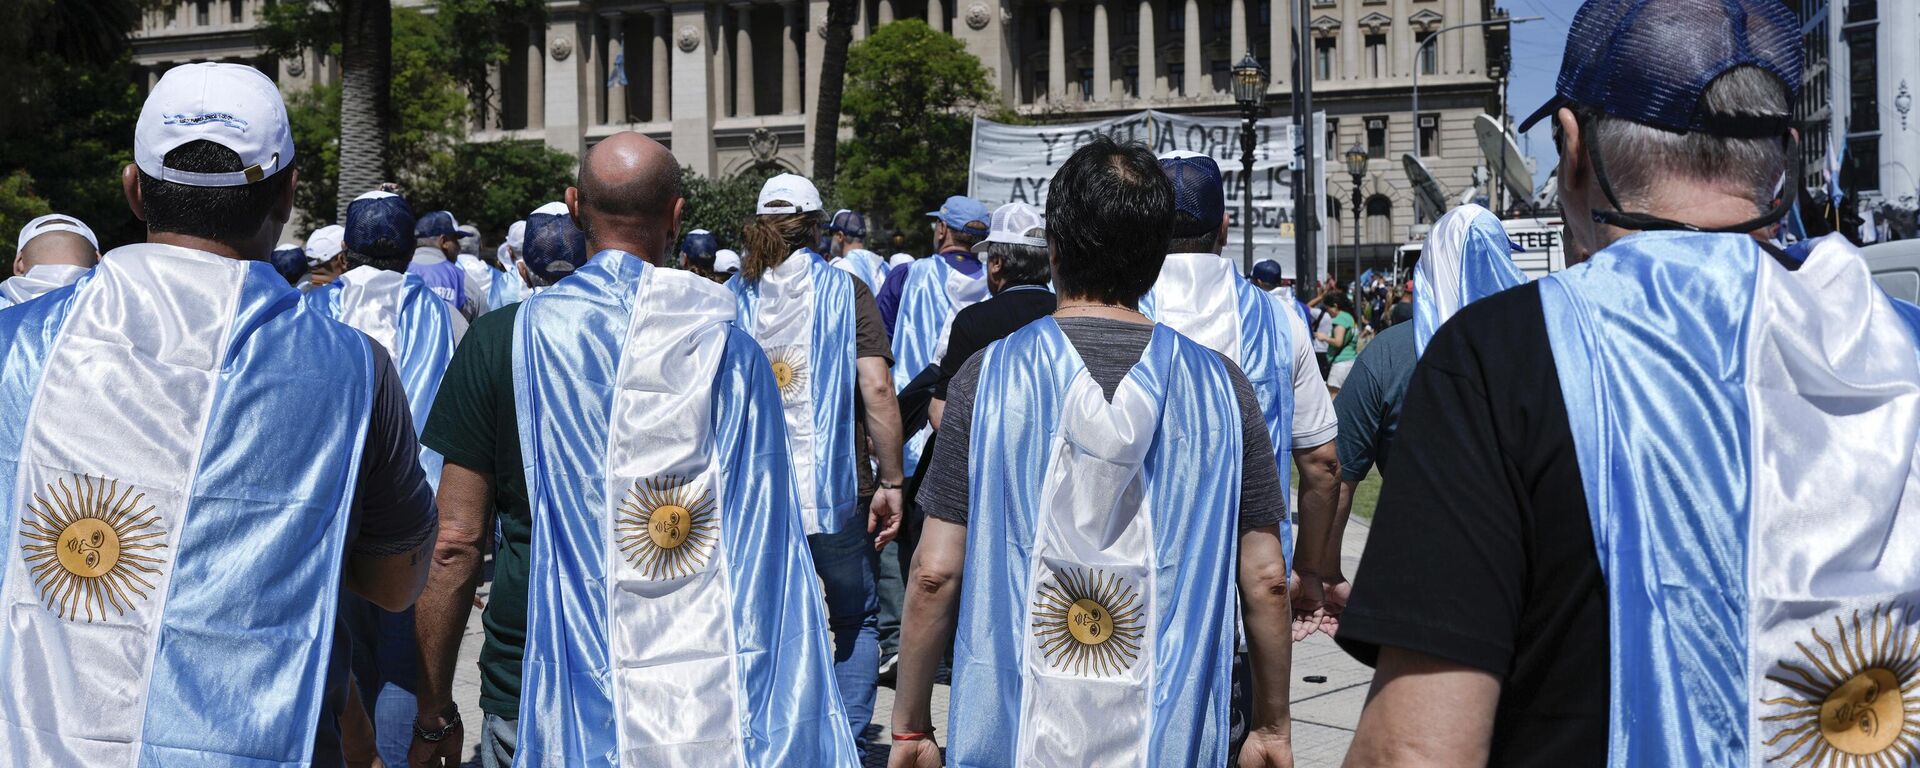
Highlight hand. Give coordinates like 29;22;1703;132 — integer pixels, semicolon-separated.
407;714;463;768
1238;726;1295;768
869;488;904;550
888;738;943;768
1288;571;1324;642
1318;574;1350;638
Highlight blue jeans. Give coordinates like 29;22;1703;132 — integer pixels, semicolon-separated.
875;539;904;658
479;713;516;768
341;599;419;768
808;524;879;754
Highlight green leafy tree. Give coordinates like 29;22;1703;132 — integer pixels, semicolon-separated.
837;20;993;255
286;85;344;224
387;7;469;181
431;0;546;128
411;140;578;239
0;171;54;271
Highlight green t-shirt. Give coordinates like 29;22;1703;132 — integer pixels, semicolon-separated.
421;303;530;720
1331;312;1360;363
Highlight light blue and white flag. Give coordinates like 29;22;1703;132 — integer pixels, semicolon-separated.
513;249;857;767
832;248;890;295
727;249;859;535
891;255;987;478
1141;252;1294;561
1413;203;1528;356
306;265;456;491
0;265;89;311
1541;231;1920;767
490;248;531;308
0;243;371;765
948;319;1242;766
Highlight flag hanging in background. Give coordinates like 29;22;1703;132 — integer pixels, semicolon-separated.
607;53;627;88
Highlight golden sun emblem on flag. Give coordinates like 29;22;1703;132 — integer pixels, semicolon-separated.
615;476;718;581
20;475;167;623
1032;568;1146;677
767;346;808;403
1761;604;1920;767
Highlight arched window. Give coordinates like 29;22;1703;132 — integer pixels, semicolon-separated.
1365;194;1393;244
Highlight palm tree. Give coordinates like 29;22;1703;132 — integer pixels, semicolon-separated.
335;0;393;215
809;0;859;183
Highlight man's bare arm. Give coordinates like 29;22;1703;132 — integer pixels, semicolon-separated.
890;518;967;732
345;534;434;613
1342;647;1500;768
1289;440;1340;614
413;462;493;716
1238;525;1294;742
858;355;905;547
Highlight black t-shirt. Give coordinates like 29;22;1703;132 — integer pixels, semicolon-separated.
1334;283;1609;766
933;285;1056;399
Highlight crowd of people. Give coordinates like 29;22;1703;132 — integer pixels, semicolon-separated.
2;1;1917;767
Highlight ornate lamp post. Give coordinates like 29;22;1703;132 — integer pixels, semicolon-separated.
1345;142;1368;287
1231;53;1270;274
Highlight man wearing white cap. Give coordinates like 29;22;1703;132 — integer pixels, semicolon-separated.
302;223;348;291
3;214;100;310
714;248;742;276
728;172;905;755
488;220;531;306
0;62;434;766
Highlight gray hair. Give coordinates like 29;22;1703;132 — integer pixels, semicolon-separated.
1580;66;1791;213
982;227;1051;287
416;235;442;249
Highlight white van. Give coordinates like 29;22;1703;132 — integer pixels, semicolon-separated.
1400;217;1569;279
1862;240;1920;304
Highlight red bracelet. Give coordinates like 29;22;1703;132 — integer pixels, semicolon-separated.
891;730;935;742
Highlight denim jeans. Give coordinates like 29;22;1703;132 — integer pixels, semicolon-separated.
479;713;516;768
341;598;419;767
875;539;904;658
808;523;880;754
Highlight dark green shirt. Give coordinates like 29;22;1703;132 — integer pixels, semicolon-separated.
421;303;529;720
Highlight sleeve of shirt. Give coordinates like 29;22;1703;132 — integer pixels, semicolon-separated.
351;343;438;558
851;279;893;363
1222;354;1284;533
1334;317;1530;675
917;352;981;526
1333;347;1386;482
876;263;912;337
1285;307;1337;448
422;306;509;474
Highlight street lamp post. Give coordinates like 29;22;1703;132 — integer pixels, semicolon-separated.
1232;53;1270;275
1345;142;1368;288
1410;15;1542;208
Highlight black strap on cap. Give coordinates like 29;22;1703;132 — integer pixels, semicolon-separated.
1586;127;1801;236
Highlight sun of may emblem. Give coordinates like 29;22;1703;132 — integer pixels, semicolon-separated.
20;475;167;623
616;476;718;581
767;346;808;403
1032;568;1146;677
1762;604;1920;766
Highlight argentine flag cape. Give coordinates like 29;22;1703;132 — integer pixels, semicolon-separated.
512;250;857;767
0;265;90;311
1141;253;1295;560
832;248;889;295
891;253;988;477
727;249;860;535
0;244;371;765
949;319;1242;766
1540;232;1920;766
1414;203;1528;356
306;265;456;490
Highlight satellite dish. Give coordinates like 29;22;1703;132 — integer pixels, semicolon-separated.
1402;153;1449;223
1475;114;1534;211
1532;168;1561;212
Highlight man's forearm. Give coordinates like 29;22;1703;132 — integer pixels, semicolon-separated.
1325;478;1360;579
415;464;493;715
1238;526;1294;731
858;358;905;482
892;520;969;733
1291;441;1339;577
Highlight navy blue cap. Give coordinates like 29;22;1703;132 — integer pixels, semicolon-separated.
926;196;990;237
827;209;867;238
1158;151;1227;239
1249;259;1284;285
344;191;415;261
523;202;586;285
680;229;720;266
1517;0;1800;136
268;244;307;284
414;210;471;240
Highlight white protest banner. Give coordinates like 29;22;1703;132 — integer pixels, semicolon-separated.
968;110;1297;268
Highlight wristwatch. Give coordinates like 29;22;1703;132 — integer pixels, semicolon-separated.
414;707;462;743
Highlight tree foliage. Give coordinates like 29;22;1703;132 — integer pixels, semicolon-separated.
411;140;578;241
431;0;546;128
836;20;994;254
0;171;53;272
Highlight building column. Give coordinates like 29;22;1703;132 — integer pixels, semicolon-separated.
1048;1;1067;102
481;62;502;130
580;15;600;134
527;25;546;130
605;12;627;124
1091;1;1111;101
783;1;803;114
927;0;944;32
1182;0;1200;96
1228;0;1246;64
672;2;717;175
542;13;579;156
1138;0;1158;99
1269;0;1289;91
734;4;755;117
878;0;894;26
652;10;671;122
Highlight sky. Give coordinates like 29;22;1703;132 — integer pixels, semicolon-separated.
1499;0;1576;190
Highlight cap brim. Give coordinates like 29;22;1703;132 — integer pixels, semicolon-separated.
1516;96;1567;134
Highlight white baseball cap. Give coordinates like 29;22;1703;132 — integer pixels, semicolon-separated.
755;173;823;215
134;63;295;187
973;202;1047;252
17;214;99;253
888;252;914;268
714;249;742;273
505;220;527;252
305;224;345;265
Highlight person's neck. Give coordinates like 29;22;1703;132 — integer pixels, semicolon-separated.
1592;186;1773;250
1054;293;1149;325
147;231;263;262
591;240;663;265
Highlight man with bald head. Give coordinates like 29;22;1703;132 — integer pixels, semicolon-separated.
413;132;858;767
3;214;101;310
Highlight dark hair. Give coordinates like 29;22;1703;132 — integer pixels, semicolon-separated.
983;228;1051;288
1167;219;1220;255
1323;292;1351;314
1046;136;1174;306
948;227;984;250
138;140;292;240
740;205;821;281
345;248;410;273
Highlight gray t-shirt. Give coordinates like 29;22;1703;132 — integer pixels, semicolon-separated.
1334;321;1417;482
919;316;1283;532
